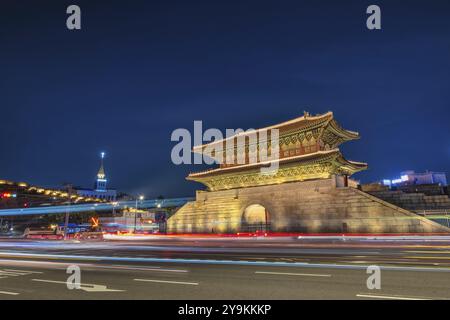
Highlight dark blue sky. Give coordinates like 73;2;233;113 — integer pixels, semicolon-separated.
1;0;449;197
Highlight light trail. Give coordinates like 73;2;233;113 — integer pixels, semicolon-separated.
2;251;450;272
356;294;434;300
0;197;194;216
0;291;19;296
254;271;331;277
134;279;199;286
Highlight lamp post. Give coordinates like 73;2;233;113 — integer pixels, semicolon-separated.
134;195;144;233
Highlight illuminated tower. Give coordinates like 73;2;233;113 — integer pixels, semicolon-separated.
96;152;107;192
75;152;116;201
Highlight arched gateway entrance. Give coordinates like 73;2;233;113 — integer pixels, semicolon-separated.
242;204;270;233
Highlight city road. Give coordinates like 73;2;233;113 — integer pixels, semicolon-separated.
0;237;449;299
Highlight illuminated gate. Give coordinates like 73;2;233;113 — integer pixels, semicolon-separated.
242;204;270;233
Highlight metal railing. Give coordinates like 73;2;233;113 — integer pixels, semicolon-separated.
240;223;271;233
416;209;450;228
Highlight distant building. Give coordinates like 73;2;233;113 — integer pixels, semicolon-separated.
75;153;117;201
0;179;101;209
382;170;448;187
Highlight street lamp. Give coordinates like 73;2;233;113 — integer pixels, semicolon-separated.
112;201;119;216
134;195;144;233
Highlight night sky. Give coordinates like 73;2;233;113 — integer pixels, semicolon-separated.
1;0;449;198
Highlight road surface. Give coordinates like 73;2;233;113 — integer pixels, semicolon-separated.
0;237;449;299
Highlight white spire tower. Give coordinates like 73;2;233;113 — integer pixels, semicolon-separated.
96;152;107;191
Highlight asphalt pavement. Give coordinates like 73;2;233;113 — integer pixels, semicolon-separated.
0;237;449;299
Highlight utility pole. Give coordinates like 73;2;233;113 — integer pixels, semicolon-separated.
134;195;144;234
63;185;72;240
134;198;137;234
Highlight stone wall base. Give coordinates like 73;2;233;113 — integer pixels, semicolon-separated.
167;179;449;234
